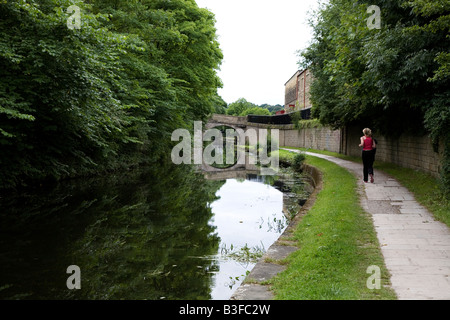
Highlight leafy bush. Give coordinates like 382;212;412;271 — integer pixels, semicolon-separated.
0;0;223;189
292;152;306;172
301;0;449;196
240;107;271;116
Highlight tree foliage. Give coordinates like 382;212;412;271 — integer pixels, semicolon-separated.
240;106;271;116
260;103;284;114
0;0;223;189
0;163;224;299
302;0;449;194
225;98;272;116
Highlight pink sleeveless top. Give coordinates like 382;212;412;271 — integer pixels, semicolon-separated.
363;137;373;151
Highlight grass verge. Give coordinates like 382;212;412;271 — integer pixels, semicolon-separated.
271;151;397;299
283;147;450;228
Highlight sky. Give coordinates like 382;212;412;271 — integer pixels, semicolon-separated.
195;0;321;106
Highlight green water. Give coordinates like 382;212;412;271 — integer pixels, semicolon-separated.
0;164;308;300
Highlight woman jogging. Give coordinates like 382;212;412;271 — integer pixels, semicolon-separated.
359;128;376;183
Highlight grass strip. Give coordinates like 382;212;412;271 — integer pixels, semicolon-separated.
271;152;397;300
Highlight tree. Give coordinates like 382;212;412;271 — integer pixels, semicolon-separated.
212;94;227;114
240;107;271;116
89;0;224;159
0;0;223;189
225;98;257;116
301;0;449;194
0;0;131;187
259;104;284;114
225;99;273;116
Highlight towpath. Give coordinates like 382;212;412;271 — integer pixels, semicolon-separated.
285;149;450;300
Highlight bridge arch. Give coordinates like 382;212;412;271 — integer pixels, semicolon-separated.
204;114;247;131
202;115;260;173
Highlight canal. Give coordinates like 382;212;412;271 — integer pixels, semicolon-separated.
0;163;310;300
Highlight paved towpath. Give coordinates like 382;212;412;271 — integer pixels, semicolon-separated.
285;149;450;300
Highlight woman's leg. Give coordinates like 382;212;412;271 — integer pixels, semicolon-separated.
368;150;375;182
362;151;369;182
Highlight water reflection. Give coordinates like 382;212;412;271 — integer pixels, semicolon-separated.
0;164;222;300
209;178;287;299
0;164;309;300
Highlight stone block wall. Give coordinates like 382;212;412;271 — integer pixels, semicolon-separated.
344;126;443;177
209;114;247;126
284;69;313;111
284;71;299;109
279;127;341;153
279;124;443;177
208;114;444;178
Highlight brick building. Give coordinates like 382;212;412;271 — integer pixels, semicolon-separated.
284;68;312;112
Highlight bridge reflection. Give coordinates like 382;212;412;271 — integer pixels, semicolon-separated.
201;165;311;221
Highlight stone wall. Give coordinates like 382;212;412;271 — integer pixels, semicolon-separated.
207;114;444;178
280;124;443;178
284;71;299;109
284;69;313;111
297;70;312;110
344;126;443;177
209;114;247;127
279;126;342;154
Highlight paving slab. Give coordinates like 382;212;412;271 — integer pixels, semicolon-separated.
230;284;274;300
263;245;298;261
229;249;292;300
283;149;450;300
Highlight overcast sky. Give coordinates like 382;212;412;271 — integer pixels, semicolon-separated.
195;0;320;106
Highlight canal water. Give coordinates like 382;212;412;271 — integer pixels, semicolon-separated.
0;164;309;300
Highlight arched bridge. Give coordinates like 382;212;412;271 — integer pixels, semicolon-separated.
202;114;257;173
206;111;298;130
201;114;282;175
205;114;248;131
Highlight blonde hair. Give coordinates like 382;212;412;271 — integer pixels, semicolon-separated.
363;128;372;136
